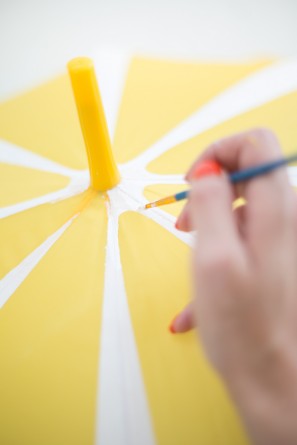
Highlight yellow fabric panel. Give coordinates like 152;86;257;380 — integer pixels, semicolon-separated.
113;57;270;163
119;211;248;445
144;184;187;217
0;75;87;169
148;90;297;175
0;195;107;445
0;163;69;206
0;192;92;279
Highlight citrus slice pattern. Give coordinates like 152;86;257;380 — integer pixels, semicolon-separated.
1;50;297;445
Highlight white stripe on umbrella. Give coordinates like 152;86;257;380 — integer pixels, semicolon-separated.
96;189;156;445
0;216;76;309
125;58;297;170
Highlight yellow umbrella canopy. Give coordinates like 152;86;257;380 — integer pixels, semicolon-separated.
1;50;297;445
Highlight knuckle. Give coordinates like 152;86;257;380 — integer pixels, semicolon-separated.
242;128;281;165
198;249;237;276
249;127;279;148
190;179;221;205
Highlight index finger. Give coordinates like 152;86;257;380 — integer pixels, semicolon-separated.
187;128;295;252
186;129;282;180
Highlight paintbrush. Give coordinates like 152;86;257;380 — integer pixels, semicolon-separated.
143;153;297;210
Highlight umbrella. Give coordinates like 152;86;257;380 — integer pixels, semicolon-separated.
1;49;297;445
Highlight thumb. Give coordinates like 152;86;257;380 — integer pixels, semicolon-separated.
188;162;241;254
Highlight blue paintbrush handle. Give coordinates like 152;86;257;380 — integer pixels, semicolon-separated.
229;154;297;183
175;190;189;201
174;154;297;202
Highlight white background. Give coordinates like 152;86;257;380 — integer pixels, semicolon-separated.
0;0;297;98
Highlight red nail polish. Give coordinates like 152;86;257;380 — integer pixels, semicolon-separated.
169;314;179;334
175;220;180;230
190;160;221;180
169;323;176;334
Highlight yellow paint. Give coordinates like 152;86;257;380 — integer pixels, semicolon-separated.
68;57;120;191
0;75;87;169
0;192;92;279
113;57;270;163
0;195;107;445
0;163;69;206
119;212;248;445
148;90;297;175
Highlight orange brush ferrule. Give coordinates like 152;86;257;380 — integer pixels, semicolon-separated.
145;195;178;209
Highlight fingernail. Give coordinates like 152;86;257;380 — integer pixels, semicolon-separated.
175;219;180;230
190;160;221;181
169;314;181;334
169;321;176;334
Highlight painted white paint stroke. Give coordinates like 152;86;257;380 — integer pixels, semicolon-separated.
95;48;188;444
0;139;80;177
124;59;297;170
117;168;191;246
0;172;89;219
144;208;193;246
0;139;90;219
96;188;156;445
120;164;185;186
117;184;192;247
0;217;75;309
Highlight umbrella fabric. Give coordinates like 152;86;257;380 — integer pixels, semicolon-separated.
1;52;297;445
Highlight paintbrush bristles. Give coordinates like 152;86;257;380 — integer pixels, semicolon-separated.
145;202;157;209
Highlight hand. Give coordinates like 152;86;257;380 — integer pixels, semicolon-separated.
173;129;297;445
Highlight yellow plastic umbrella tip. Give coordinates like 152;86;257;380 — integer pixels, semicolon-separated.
67;57;120;192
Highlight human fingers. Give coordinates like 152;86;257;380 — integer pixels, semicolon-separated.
176;197;247;234
223;129;296;254
169;302;196;334
186;129;290;205
188;165;243;257
175;202;191;232
172;163;244;334
185;128;279;180
176;160;223;232
186;129;295;252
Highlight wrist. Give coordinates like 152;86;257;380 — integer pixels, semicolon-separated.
224;341;297;445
